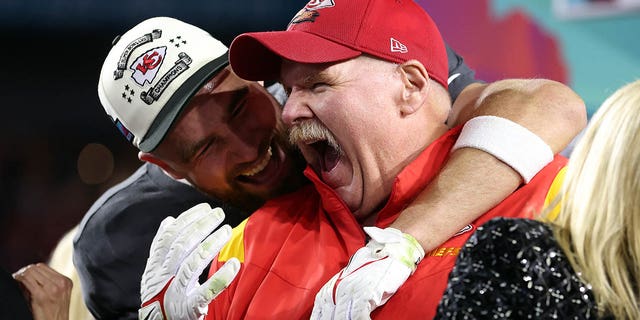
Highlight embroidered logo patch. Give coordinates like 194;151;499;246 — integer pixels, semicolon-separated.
289;0;334;27
305;0;335;10
453;224;474;237
289;9;320;26
130;46;166;86
114;29;162;80
140;52;192;105
390;38;408;53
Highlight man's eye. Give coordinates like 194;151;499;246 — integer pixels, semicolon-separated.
198;138;216;158
311;82;329;91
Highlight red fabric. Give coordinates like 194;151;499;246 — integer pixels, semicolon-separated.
229;0;448;89
207;126;567;319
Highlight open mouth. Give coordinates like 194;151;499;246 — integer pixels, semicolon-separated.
289;120;346;187
235;138;287;188
308;140;341;174
239;145;272;177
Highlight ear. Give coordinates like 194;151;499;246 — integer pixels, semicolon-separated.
138;151;185;180
397;60;430;116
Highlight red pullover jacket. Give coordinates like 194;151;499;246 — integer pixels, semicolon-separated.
207;127;567;319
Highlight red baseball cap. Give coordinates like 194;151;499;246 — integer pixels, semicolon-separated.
230;0;448;89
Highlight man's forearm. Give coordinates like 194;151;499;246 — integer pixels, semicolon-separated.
391;148;520;250
449;79;587;152
392;79;586;250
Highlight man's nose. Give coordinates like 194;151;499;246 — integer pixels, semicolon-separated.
227;126;263;162
282;88;314;126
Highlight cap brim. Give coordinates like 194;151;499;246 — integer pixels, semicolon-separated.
138;53;229;152
230;31;362;81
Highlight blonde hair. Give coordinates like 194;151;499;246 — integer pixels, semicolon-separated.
549;80;640;319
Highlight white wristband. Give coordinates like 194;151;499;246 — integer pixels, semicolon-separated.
452;115;553;183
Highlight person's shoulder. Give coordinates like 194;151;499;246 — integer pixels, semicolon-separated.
477;217;551;236
73;163;185;254
244;184;319;237
261;184;317;208
458;217;558;269
467;217;552;247
74;163;154;239
441;218;597;319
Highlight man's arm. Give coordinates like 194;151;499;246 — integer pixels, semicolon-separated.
311;79;586;320
311;47;587;320
391;79;587;250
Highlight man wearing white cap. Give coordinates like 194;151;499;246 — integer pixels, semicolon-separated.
78;9;584;320
74;17;305;320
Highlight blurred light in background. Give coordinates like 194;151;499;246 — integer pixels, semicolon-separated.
77;143;114;185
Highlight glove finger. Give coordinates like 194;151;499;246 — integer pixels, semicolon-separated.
311;293;335;320
147;203;212;267
311;272;339;320
165;207;226;270
175;224;232;293
343;247;377;274
146;216;176;267
138;302;164;320
142;215;179;298
141;205;223;299
334;294;372;320
332;257;394;319
318;272;339;305
190;257;241;312
163;203;215;240
311;301;335;320
348;300;373;320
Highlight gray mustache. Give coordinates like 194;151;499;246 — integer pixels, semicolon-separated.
288;120;342;155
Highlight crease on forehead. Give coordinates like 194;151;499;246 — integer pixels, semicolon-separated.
279;61;341;89
279;55;395;89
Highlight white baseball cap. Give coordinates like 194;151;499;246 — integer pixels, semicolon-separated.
98;17;229;152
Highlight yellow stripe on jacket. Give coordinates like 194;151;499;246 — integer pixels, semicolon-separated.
542;166;566;222
218;218;247;263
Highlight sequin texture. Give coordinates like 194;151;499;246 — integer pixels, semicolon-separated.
435;218;599;319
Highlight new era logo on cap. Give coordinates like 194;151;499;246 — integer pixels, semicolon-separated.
390;38;408;53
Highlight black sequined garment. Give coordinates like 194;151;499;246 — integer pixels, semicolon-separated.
435;217;599;319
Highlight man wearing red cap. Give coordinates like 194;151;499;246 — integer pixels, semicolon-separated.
83;14;585;320
134;2;588;319
167;0;577;319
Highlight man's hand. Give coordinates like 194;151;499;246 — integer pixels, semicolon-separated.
311;227;425;319
139;203;240;320
13;263;73;320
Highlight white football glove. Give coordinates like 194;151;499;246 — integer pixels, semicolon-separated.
138;203;240;320
311;227;424;320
